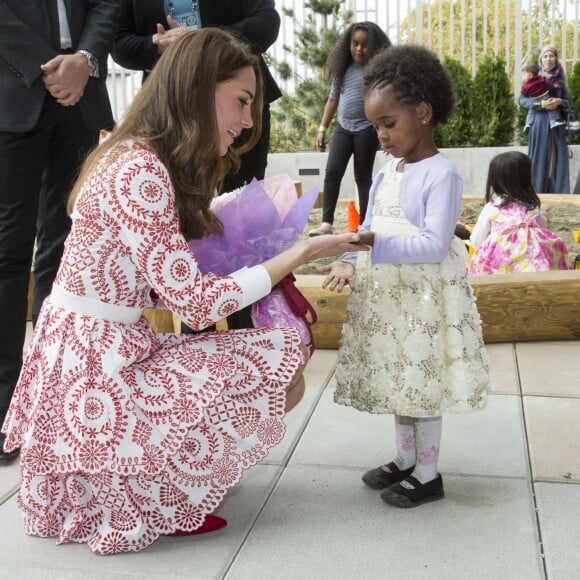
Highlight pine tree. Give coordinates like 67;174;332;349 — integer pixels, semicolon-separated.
270;0;353;152
435;57;474;147
471;56;516;145
565;61;580;145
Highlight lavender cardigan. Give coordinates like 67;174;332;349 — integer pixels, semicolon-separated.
342;153;463;265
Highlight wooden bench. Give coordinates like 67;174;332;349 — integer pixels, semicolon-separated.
295;271;580;346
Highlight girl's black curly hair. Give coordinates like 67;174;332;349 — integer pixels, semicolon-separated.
325;22;391;91
363;44;456;127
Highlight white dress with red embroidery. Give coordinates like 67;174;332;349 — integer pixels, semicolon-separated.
2;141;303;555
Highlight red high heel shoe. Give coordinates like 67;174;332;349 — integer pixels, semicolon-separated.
168;515;227;536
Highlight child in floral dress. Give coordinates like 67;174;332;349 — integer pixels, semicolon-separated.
320;45;489;508
468;151;570;275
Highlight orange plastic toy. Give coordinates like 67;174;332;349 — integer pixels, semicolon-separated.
347;200;360;231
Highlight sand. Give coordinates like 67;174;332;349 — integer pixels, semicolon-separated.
295;201;580;275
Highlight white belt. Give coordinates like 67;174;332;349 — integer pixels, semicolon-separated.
50;285;144;324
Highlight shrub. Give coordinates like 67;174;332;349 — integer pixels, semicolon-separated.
471;56;516;145
566;61;580;145
435;57;474;147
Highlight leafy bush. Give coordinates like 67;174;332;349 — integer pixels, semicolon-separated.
566;61;580;145
471;56;516;145
435;57;474;147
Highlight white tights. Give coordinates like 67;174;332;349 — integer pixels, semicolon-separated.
391;414;442;484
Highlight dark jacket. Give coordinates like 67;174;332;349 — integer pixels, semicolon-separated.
0;0;119;133
112;0;282;103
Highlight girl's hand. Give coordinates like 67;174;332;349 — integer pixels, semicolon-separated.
317;132;326;152
262;233;366;289
355;230;374;246
318;260;355;293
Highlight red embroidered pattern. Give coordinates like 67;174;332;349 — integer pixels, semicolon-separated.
3;142;304;554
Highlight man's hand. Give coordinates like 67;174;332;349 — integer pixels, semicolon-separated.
152;15;189;54
318;260;355;293
41;54;90;106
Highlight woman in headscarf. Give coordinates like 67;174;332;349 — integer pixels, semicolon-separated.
520;45;571;193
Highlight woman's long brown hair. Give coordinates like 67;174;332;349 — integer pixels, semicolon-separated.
68;28;264;240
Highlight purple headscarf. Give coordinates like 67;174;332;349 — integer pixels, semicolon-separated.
539;45;567;88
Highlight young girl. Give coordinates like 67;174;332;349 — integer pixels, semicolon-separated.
310;22;390;235
320;45;489;508
468;151;570;275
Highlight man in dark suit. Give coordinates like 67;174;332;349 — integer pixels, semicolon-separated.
112;0;282;330
113;0;282;192
0;0;119;461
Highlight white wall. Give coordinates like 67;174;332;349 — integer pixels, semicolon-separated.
265;146;580;196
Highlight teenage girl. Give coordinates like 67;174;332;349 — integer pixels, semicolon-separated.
310;22;390;235
468;151;570;275
320;45;489;508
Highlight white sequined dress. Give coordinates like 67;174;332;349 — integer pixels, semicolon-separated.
334;163;489;417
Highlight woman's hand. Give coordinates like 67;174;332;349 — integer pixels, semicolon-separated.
299;232;369;261
316;131;326;152
545;97;562;110
318;260;355;293
262;233;367;289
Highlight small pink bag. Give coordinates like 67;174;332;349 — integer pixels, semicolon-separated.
252;273;317;356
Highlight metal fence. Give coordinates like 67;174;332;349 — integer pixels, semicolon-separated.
107;0;580;121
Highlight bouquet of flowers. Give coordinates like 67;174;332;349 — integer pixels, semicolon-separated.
188;174;320;353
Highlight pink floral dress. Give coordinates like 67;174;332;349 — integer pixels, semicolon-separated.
1;141;304;555
468;199;570;275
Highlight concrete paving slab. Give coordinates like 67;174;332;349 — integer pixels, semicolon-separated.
303;349;338;385
486;342;520;395
263;349;335;466
535;482;580;580
263;386;322;466
290;387;529;479
226;466;543;580
289;377;395;470
523;396;580;483
516;341;580;397
0;464;281;580
441;394;529;478
0;457;20;505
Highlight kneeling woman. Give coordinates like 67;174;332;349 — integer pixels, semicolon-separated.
1;30;365;555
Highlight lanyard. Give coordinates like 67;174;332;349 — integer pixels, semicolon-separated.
167;1;199;19
167;0;201;28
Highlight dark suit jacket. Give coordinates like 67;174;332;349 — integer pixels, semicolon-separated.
0;0;119;133
112;0;282;104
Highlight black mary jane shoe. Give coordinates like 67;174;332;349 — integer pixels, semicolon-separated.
380;474;444;508
362;462;415;490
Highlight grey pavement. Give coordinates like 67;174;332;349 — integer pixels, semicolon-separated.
0;339;579;580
